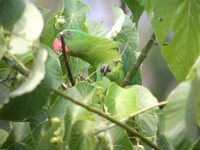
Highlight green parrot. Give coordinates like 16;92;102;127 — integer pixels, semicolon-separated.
53;28;139;85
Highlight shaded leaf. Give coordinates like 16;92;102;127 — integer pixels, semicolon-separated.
2;122;34;149
123;0;144;24
37;6;50;16
109;127;133;150
51;82;102;148
68;120;96;150
62;0;89;29
0;0;26;30
10;49;48;97
41;9;65;49
114;16;140;84
0;47;62;121
106;6;125;39
85;20;104;36
35;118;63;150
134;85;158;148
163;59;200;149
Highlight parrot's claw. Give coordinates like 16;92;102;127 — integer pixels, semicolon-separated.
100;64;111;76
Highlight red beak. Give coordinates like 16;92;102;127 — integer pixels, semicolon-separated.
53;38;71;54
53;38;62;53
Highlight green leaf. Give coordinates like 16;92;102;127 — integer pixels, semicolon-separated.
114;16;140;84
133;85;158;147
105;83;158;147
0;47;62;121
10;49;47;97
68;120;96;150
2;122;34;149
109;127;133;150
163;60;200;149
41;12;61;48
152;0;200;81
62;0;89;29
0;27;5;59
59;56;90;82
104;83;138;119
51;82;102;121
85;20;104;36
10;3;44;55
123;0;144;24
106;6;125;38
189;137;200;150
35;118;63;150
0;129;8;146
0;0;26;30
51;82;102;148
37;6;50;16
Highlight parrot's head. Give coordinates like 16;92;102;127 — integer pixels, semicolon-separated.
53;28;89;56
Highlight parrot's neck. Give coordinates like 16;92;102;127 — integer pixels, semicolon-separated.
71;48;120;68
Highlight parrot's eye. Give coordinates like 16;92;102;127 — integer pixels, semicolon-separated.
66;31;73;37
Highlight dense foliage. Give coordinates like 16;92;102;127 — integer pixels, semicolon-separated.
0;0;200;150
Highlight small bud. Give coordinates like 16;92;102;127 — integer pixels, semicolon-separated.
52;117;61;124
55;15;66;29
50;137;60;144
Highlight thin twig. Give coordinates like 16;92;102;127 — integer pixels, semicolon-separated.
95;101;168;134
122;34;155;87
59;32;75;86
4;53;30;76
53;89;159;150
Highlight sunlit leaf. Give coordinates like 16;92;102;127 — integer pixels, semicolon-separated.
10;3;44;55
0;129;8;146
104;83;138;119
152;0;200;81
0;28;5;59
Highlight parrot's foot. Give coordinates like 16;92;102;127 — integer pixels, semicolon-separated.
100;64;111;76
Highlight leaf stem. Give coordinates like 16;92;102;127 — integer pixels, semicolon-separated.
59;32;75;86
4;52;30;76
122;34;155;87
53;88;160;150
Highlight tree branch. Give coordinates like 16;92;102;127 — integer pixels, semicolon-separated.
59;32;75;86
53;88;159;150
122;34;155;87
95;101;168;134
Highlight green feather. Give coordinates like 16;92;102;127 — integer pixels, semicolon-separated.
61;28;125;84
